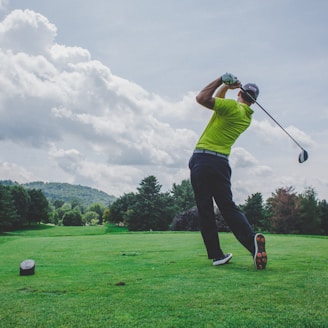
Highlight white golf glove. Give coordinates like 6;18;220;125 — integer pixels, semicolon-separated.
221;72;238;85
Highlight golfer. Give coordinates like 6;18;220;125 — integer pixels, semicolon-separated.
189;73;267;269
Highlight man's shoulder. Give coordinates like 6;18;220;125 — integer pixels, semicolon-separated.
213;97;237;110
238;102;254;115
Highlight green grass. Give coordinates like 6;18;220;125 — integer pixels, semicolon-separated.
0;225;327;328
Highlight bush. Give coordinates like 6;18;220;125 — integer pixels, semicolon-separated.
171;207;200;231
62;210;84;226
83;211;100;225
171;207;230;232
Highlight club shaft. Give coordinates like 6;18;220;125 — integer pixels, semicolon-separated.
241;87;305;151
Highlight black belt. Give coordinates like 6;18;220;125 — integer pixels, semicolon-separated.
193;149;228;159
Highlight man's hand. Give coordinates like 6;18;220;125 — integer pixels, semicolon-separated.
221;73;241;87
196;74;241;109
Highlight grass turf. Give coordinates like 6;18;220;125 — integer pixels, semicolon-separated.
0;225;327;327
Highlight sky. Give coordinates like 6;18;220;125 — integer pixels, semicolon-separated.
0;0;327;204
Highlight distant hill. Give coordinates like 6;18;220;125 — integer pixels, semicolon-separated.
1;181;116;207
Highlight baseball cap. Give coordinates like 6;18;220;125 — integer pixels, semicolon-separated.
243;83;260;100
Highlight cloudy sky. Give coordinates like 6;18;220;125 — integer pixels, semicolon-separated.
0;0;327;203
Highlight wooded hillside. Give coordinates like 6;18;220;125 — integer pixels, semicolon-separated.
1;181;115;206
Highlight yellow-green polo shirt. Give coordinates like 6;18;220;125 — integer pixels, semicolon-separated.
195;97;254;155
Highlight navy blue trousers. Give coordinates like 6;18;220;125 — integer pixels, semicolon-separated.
189;153;255;259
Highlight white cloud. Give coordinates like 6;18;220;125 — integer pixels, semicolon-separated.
50;44;91;66
0;9;56;54
49;146;84;174
250;119;315;149
0;161;34;182
230;147;258;168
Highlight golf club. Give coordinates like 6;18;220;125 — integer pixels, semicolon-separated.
240;86;309;163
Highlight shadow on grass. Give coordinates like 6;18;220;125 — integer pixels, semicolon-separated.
1;223;55;236
1;224;129;238
105;224;129;234
25;224;56;231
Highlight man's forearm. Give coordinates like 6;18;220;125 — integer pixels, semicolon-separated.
195;77;223;109
214;84;229;99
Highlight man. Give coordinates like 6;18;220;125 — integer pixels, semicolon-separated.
189;72;267;270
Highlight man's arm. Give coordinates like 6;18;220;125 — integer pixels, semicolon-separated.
195;77;222;109
214;84;230;99
196;74;241;109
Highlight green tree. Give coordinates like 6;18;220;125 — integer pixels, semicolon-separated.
297;187;322;235
0;184;19;232
88;203;106;224
240;192;266;231
108;192;136;225
83;211;100;226
102;208;111;223
48;204;60;225
62;209;84;226
126;176;175;231
318;200;328;235
266;187;300;234
70;198;85;214
52;199;65;209
56;202;72;224
27;189;50;224
170;179;195;214
10;185;31;227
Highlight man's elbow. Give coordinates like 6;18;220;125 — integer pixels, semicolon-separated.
195;94;202;104
196;94;208;105
196;94;213;108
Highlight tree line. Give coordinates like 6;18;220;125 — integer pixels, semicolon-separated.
0;183;107;232
0;184;49;232
108;177;328;235
1;177;327;235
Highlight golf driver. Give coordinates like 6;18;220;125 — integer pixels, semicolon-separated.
240;86;309;163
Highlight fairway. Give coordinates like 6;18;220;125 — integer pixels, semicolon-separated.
0;226;327;327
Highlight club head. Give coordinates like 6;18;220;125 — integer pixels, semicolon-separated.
298;150;308;163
